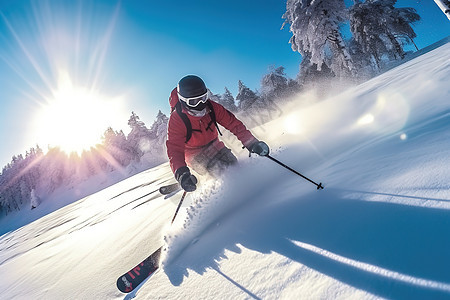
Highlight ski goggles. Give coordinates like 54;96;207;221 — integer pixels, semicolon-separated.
178;91;209;107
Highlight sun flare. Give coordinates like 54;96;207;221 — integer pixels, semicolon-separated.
283;113;304;135
32;71;127;155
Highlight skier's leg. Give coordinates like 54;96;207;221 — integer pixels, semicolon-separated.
187;139;237;178
206;147;238;176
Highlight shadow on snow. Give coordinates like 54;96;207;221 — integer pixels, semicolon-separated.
164;187;450;299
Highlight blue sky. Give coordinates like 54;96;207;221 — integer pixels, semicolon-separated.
0;0;449;168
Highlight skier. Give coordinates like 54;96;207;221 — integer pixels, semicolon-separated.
166;75;269;192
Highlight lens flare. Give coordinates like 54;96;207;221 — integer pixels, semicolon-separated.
357;114;375;125
355;91;410;134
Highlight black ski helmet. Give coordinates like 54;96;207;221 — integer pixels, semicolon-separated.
177;75;207;99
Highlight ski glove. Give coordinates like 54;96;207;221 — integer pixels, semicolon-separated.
248;140;270;156
175;166;197;192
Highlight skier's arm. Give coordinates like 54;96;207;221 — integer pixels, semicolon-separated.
166;113;188;174
211;101;257;148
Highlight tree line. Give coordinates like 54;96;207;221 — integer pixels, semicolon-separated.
0;111;170;215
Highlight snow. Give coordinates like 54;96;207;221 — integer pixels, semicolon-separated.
1;41;450;299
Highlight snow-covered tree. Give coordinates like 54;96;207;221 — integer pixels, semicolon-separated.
389;5;420;50
209;92;222;107
236;80;259;111
148;110;169;157
260;65;302;102
38;147;68;193
235;80;284;127
30;189;40;209
221;88;238;112
296;51;335;89
210;88;238;112
19;180;30;205
347;37;375;78
349;0;420;70
102;127;135;169
283;0;357;79
148;111;168;142
127;112;152;158
260;66;289;98
79;149;98;178
0;146;45;214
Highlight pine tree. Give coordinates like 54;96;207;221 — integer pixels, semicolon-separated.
209;92;222;106
148;110;169;153
349;0;420;70
102;127;134;168
297;51;335;88
236;80;259;111
19;180;30;205
283;0;357;79
39;147;67;193
236;80;284;126
260;66;289;100
390;6;420;50
30;189;40;209
221;88;238;112
127;112;152;158
347;38;374;78
79;149;98;178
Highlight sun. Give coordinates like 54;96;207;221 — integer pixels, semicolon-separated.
283;113;304;135
32;71;127;155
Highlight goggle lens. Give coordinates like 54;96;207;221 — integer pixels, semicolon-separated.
179;91;208;107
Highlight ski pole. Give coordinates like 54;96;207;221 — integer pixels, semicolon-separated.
266;155;324;190
171;191;187;224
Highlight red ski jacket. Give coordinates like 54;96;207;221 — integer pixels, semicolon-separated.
166;100;256;174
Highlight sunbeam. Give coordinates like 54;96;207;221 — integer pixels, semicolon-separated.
1;1;128;155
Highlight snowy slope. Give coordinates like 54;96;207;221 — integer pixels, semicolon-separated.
0;41;449;300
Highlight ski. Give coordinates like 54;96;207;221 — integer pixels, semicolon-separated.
116;246;162;293
116;190;187;293
159;182;180;195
